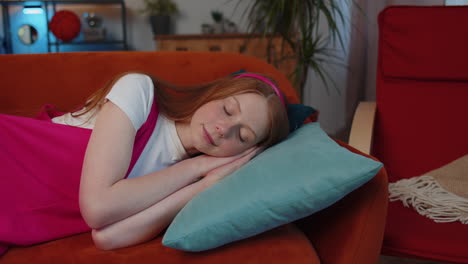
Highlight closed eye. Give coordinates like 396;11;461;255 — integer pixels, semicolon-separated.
239;128;250;143
239;131;245;143
224;106;231;116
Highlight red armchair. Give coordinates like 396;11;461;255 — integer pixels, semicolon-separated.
350;6;468;264
0;51;387;263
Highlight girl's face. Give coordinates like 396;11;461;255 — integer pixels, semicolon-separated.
190;92;270;157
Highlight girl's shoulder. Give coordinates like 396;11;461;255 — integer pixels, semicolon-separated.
111;73;154;95
120;72;151;79
106;72;155;131
117;72;153;85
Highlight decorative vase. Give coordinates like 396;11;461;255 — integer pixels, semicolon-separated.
212;22;224;34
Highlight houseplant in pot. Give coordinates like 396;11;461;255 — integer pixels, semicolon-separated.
237;0;360;98
142;0;179;35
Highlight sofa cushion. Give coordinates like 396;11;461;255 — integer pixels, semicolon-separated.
0;52;299;117
162;123;382;251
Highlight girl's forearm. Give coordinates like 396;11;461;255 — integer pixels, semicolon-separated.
91;177;214;251
82;151;245;229
82;158;202;229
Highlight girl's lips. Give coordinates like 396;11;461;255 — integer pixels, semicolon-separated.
203;125;216;146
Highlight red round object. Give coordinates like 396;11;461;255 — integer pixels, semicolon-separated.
49;10;81;42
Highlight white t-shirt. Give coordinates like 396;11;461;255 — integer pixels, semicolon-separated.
52;73;188;179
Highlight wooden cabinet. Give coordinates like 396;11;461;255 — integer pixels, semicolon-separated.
154;33;298;95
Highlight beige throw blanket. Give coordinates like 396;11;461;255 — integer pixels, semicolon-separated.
389;154;468;224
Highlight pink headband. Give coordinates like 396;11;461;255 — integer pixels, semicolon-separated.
234;73;285;106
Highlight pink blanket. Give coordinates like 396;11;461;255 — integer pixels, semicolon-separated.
0;103;158;255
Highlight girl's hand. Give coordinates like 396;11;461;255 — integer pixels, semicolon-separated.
203;146;263;187
191;147;260;177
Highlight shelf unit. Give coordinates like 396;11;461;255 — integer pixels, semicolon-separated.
1;0;128;53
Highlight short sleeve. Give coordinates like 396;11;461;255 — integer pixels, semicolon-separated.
105;73;154;131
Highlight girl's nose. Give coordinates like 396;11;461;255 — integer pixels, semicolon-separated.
215;124;225;138
216;118;238;139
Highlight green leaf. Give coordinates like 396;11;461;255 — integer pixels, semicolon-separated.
235;0;363;99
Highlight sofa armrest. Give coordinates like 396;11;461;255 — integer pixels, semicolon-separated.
295;142;388;264
348;101;376;155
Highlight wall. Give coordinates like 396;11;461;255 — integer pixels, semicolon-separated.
303;0;369;141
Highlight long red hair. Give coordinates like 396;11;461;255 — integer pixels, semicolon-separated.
75;72;289;149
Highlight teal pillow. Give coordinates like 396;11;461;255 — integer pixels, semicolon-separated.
162;123;382;251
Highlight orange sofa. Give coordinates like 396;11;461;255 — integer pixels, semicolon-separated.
0;51;388;264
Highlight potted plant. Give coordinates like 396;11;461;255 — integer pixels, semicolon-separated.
211;10;224;34
201;11;238;34
142;0;179;35
238;0;360;99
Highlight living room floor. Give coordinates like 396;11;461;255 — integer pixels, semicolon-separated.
379;255;449;264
